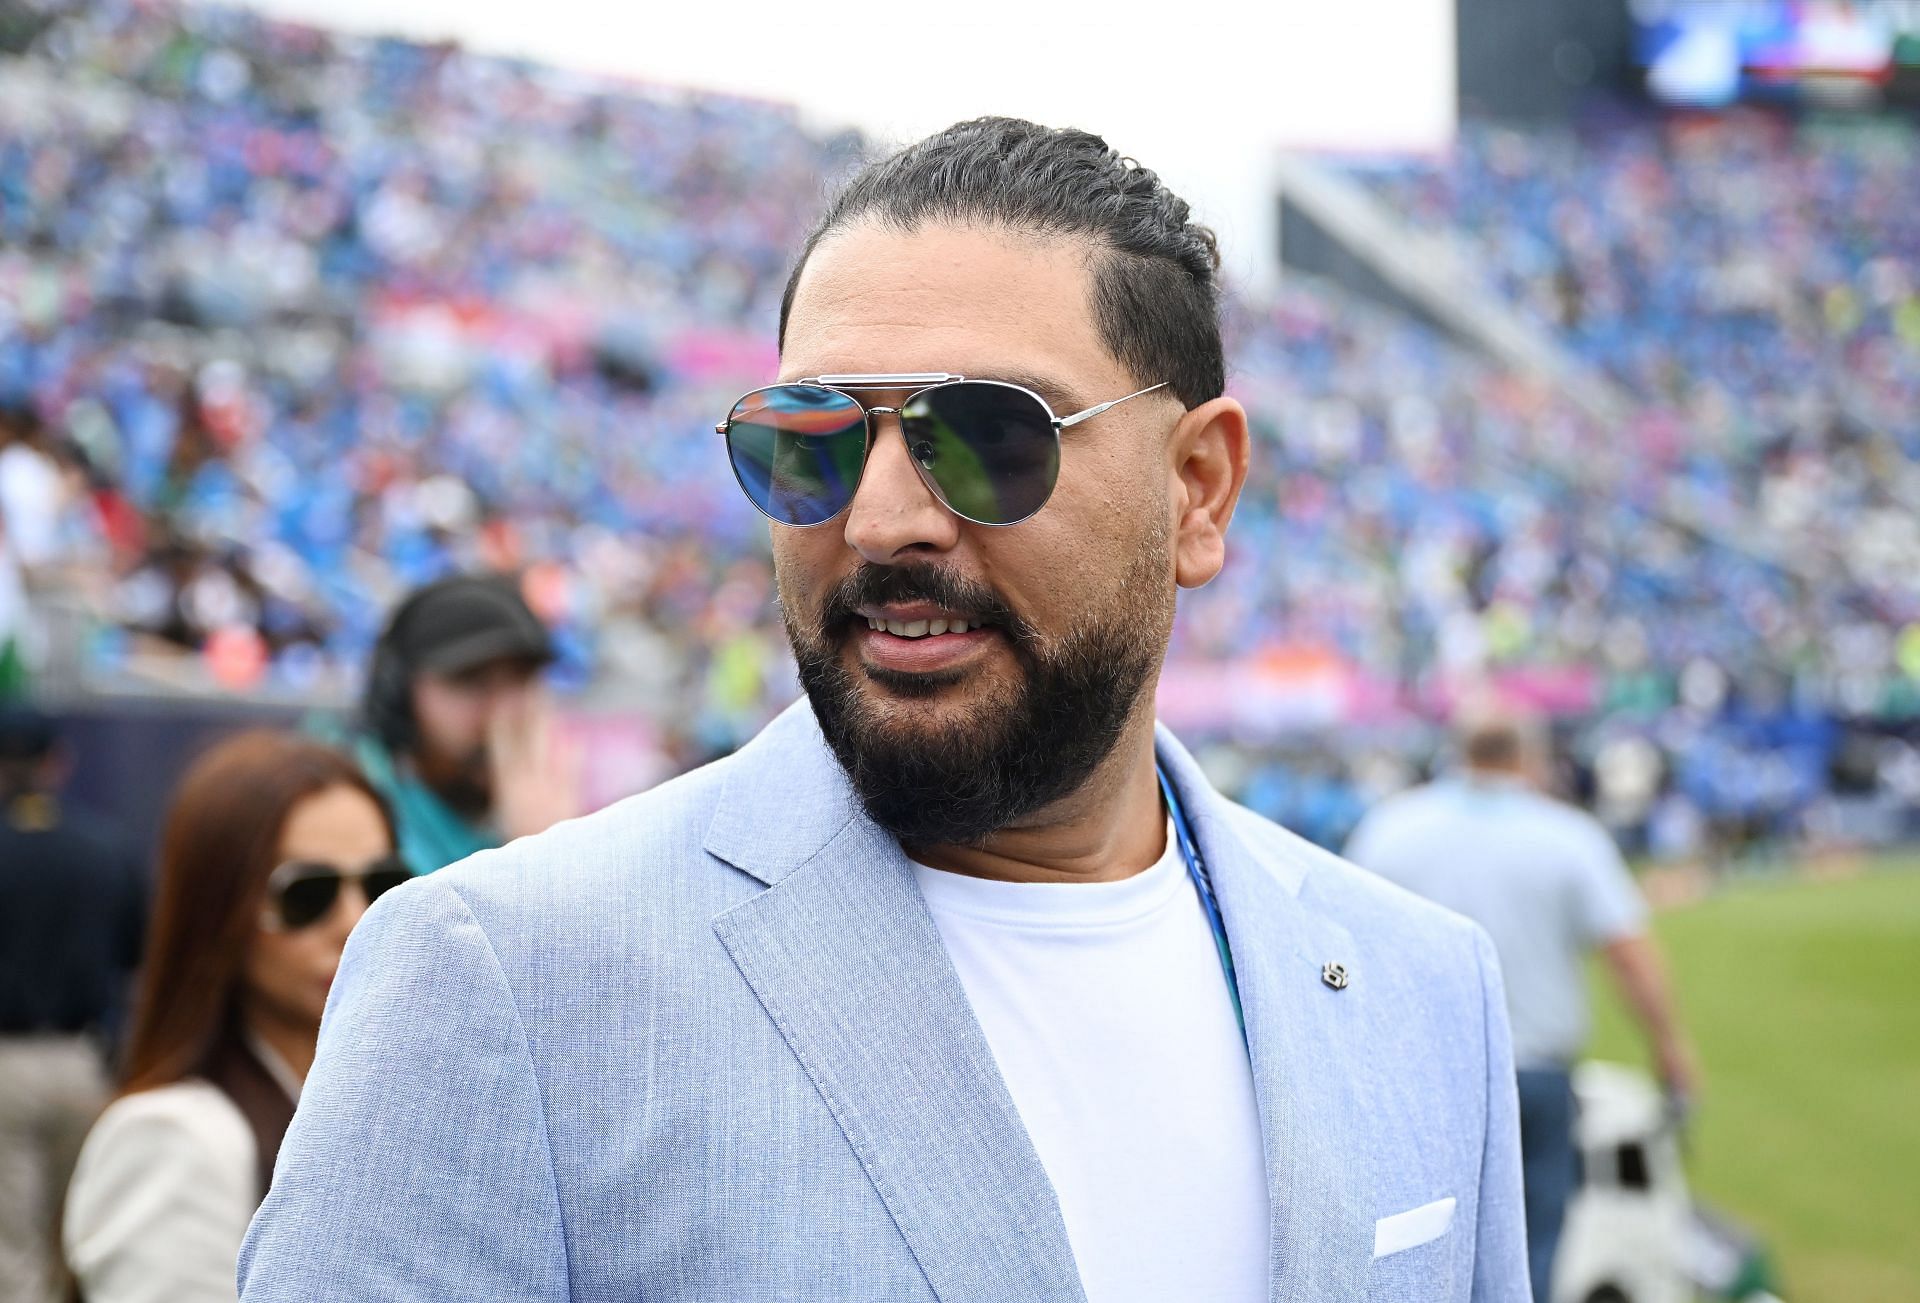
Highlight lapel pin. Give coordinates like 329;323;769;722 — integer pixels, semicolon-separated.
1321;961;1350;991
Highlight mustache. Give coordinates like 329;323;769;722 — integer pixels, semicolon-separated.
815;563;1036;646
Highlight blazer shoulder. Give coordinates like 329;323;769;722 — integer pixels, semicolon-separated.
1221;797;1488;956
410;748;757;968
437;751;736;893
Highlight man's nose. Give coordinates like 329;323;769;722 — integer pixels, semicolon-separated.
842;413;961;564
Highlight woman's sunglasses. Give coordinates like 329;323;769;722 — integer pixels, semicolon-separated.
717;374;1170;527
260;855;412;932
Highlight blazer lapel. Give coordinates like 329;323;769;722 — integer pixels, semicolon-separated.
1157;729;1375;1303
706;705;1086;1303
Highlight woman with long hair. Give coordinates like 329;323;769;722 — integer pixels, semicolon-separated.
63;732;407;1302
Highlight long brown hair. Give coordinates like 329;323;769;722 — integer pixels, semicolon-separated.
119;730;395;1097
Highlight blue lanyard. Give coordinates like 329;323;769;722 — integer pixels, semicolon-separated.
1157;765;1247;1047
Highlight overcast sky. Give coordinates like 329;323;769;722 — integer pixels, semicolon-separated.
231;0;1455;289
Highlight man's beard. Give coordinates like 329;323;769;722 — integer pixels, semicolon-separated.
783;548;1172;848
413;743;493;820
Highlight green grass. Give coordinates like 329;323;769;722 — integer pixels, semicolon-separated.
1586;862;1920;1301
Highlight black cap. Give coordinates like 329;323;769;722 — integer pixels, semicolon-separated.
386;575;555;676
0;704;57;761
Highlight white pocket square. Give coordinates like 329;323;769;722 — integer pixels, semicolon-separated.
1373;1196;1457;1259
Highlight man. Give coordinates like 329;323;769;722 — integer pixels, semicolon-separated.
243;119;1528;1301
1346;714;1698;1303
0;706;145;1303
351;573;581;872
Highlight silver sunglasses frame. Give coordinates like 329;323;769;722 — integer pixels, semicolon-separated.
715;373;1170;528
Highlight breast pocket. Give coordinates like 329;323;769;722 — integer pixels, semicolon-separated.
1367;1197;1458;1302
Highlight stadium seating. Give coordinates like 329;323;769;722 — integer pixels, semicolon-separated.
3;1;1915;850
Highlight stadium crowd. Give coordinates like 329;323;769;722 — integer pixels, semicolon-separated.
1355;106;1920;705
0;0;853;759
1;0;1917;853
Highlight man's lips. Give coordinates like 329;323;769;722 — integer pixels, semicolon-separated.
846;604;1002;674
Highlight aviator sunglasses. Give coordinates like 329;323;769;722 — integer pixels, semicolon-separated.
259;854;411;931
717;374;1169;527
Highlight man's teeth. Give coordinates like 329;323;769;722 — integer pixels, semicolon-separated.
865;617;976;638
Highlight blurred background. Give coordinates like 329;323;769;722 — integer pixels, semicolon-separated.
0;0;1916;1298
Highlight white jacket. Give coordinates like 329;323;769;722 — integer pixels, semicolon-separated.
64;1081;257;1303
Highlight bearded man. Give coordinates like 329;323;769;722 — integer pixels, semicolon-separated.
241;119;1529;1303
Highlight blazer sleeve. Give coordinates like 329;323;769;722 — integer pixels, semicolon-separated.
64;1086;256;1303
1468;925;1533;1302
238;871;570;1301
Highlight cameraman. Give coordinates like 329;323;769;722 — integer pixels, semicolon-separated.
352;575;580;874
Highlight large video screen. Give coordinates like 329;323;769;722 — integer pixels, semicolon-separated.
1632;0;1920;106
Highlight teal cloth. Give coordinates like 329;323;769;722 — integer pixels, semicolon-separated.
349;734;498;875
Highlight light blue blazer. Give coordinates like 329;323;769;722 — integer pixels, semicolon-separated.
240;702;1529;1301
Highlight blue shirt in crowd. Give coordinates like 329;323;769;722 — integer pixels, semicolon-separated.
1345;775;1646;1070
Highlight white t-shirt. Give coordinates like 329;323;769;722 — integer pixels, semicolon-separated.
913;827;1270;1303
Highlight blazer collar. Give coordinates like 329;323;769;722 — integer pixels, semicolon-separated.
704;705;1324;897
702;700;862;887
707;701;1084;1302
1156;726;1375;1303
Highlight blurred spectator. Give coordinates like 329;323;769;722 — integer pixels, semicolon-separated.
0;705;144;1303
0;405;65;572
62;732;402;1303
349;573;578;872
1345;712;1699;1303
0;522;26;697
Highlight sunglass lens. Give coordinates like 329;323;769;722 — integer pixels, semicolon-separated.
725;386;869;526
901;383;1059;525
276;869;341;930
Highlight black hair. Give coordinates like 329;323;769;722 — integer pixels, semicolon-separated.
778;117;1224;410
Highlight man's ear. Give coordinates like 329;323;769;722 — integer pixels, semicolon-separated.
1169;395;1249;589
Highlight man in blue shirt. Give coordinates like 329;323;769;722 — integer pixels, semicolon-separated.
353;575;579;873
1347;714;1699;1303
